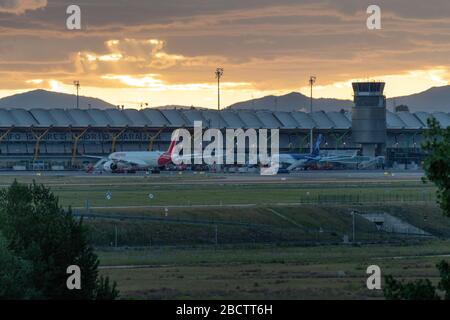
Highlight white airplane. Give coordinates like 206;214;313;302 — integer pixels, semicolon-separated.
88;140;176;173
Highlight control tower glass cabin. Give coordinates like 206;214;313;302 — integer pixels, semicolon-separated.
351;82;387;157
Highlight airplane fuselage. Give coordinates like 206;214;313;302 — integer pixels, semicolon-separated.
100;151;171;172
109;151;165;167
91;139;176;173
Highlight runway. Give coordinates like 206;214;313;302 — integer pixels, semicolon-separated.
0;169;425;187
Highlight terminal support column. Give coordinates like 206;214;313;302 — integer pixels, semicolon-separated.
0;128;13;150
71;127;89;166
148;128;164;151
31;127;51;161
111;127;127;153
299;133;310;152
332;130;351;149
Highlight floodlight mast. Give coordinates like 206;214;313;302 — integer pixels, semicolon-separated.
215;68;224;112
73;80;80;109
309;76;316;154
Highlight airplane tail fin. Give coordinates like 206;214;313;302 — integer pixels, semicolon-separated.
157;136;178;166
164;139;177;156
312;134;322;156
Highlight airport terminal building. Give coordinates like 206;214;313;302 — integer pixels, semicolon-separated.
0;103;443;170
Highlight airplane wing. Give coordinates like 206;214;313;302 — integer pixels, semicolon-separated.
286;153;357;170
172;153;217;164
317;153;384;167
111;157;148;166
92;158;108;171
85;154;149;167
82;155;106;159
318;155;384;169
317;155;356;164
316;151;358;164
286;159;308;171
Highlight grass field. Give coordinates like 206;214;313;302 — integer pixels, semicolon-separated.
84;204;450;247
0;173;436;208
2;172;448;299
98;240;450;299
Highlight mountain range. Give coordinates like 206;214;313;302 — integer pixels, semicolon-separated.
228;92;353;112
228;86;450;113
0;86;449;113
0;89;115;110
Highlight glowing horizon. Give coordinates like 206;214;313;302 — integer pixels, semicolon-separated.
0;66;447;110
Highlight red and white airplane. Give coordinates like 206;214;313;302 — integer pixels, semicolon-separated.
88;140;176;173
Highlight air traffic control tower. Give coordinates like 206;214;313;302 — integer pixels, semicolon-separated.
351;82;387;157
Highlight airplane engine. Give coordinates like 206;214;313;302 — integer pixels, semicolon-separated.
103;161;118;172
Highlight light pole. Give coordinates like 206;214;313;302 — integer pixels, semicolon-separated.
309;76;316;154
215;68;224;112
351;211;357;244
73;80;80;109
114;224;118;248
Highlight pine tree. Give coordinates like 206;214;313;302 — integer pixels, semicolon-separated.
0;180;119;300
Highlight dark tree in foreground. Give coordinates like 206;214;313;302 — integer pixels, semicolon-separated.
422;117;450;217
437;260;450;300
384;118;450;300
0;181;119;300
383;261;450;300
0;234;38;299
384;276;439;300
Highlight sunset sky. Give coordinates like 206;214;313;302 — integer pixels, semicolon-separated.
0;0;449;108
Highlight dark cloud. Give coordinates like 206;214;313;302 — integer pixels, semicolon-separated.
0;0;448;96
0;0;47;14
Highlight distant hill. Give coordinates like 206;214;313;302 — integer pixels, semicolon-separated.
387;86;450;113
0;89;115;110
228;86;450;113
1;85;449;113
228;92;353;112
